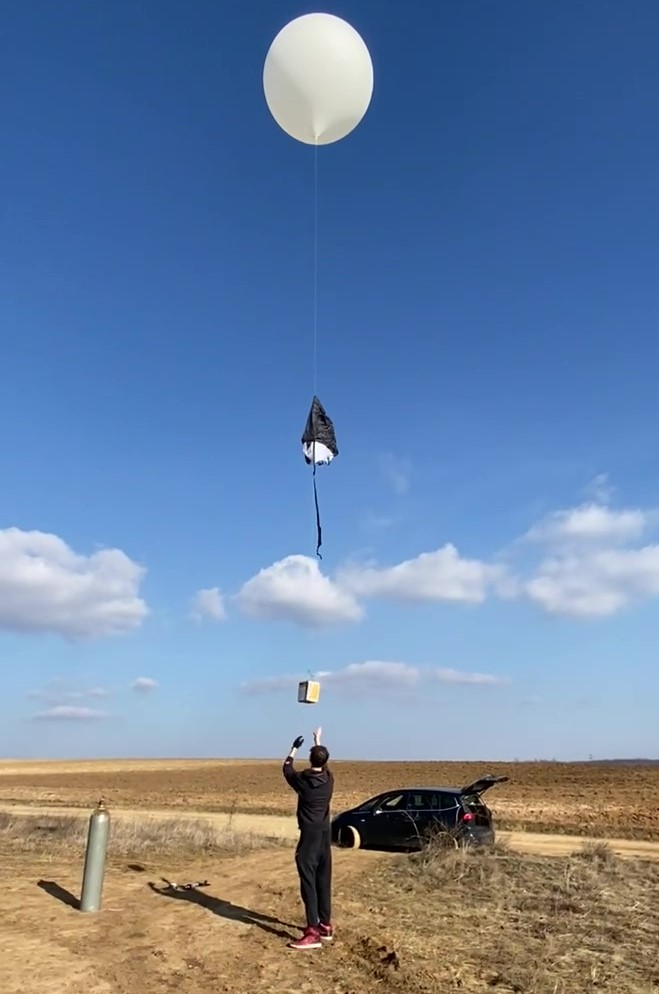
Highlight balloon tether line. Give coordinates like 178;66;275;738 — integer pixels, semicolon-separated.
313;141;318;394
312;142;323;560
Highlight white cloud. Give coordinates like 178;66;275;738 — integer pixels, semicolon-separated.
323;660;420;690
431;667;510;686
32;705;111;721
525;502;648;546
338;544;506;605
519;491;659;619
0;527;147;639
241;660;510;696
131;676;159;693
235;555;363;628
232;481;659;625
379;454;412;495
190;587;226;622
525;545;659;618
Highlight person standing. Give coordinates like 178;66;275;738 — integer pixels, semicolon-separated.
282;726;334;950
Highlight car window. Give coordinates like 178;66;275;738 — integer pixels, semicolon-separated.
460;792;488;811
379;793;406;810
404;791;459;811
406;791;440;810
438;792;460;810
355;795;385;811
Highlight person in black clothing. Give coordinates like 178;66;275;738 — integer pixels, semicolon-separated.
282;726;334;950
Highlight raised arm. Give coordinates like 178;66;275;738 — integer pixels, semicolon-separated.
283;734;304;790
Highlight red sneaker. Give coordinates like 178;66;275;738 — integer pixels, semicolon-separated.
288;927;322;950
318;923;333;942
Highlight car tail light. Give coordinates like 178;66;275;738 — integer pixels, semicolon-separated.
461;811;475;822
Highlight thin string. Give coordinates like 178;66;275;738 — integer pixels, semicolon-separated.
313;142;318;396
312;143;323;559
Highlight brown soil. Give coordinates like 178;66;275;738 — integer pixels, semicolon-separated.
1;758;657;840
0;808;657;994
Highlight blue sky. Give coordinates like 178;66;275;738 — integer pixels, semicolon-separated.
2;0;659;762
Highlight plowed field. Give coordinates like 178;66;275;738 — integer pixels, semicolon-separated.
1;759;658;840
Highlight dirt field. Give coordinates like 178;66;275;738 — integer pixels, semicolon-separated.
1;758;658;840
1;808;657;994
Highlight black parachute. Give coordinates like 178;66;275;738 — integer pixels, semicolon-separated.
301;396;338;558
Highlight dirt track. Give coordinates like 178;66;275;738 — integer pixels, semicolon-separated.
2;803;659;993
0;843;390;994
3;802;659;862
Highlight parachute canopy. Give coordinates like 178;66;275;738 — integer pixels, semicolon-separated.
302;395;338;466
301;396;338;559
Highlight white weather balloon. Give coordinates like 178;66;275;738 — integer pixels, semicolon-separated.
263;12;374;146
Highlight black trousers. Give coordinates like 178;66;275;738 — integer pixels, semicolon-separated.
295;824;332;927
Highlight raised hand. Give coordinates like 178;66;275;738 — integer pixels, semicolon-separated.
292;735;304;750
313;727;322;745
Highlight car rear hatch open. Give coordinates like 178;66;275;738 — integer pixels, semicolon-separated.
461;775;509;796
459;776;509;829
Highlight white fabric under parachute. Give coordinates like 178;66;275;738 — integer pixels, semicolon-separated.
303;441;335;466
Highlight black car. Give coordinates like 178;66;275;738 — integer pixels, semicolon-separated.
330;775;509;850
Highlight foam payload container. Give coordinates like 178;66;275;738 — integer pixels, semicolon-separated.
297;680;320;704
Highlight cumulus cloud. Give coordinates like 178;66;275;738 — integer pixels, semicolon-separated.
525;545;659;618
190;587;226;622
235;555;363;628
241;660;510;696
0;527;147;639
131;677;159;693
338;544;506;605
524;502;649;547
32;705;111;721
231;480;659;625
518;492;659;618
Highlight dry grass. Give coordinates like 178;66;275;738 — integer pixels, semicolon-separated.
0;809;283;859
351;836;659;993
0;804;657;994
2;758;658;840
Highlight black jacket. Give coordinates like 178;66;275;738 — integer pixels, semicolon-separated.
283;758;334;829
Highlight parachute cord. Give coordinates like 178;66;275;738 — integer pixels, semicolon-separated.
313;142;318;396
310;145;323;559
312;146;322;559
313;458;323;559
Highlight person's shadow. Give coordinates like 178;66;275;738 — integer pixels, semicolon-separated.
148;881;299;940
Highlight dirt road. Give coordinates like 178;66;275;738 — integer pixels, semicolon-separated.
3;802;659;861
3;802;659;993
0;841;400;994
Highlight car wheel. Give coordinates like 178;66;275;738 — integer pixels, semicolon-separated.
337;824;361;849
